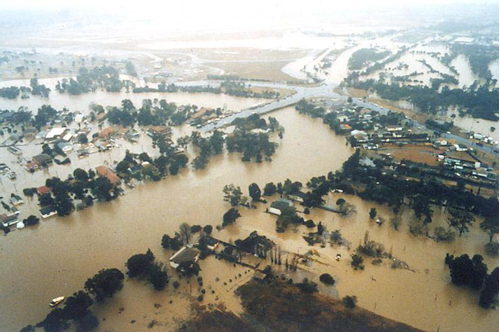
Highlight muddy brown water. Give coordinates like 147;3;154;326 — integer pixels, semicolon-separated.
0;92;498;332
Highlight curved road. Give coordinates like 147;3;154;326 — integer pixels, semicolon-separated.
175;79;498;156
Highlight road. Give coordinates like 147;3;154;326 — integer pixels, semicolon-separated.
176;79;498;157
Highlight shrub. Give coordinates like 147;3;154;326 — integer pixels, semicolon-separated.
342;295;357;309
305;220;315;228
351;254;364;270
485;242;499;257
319;273;335;285
190;225;202;233
434;226;455;242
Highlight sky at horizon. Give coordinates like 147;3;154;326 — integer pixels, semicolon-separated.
0;0;497;12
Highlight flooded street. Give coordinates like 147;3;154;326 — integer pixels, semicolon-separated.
0;102;353;330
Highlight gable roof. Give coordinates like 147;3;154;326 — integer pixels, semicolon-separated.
96;166;120;185
170;247;200;265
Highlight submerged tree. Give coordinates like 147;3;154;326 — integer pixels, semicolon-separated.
448;209;475;237
84;268;124;302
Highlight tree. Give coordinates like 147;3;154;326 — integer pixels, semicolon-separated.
116;160;130;174
448;209;475;236
351;254;364;270
248;183;261;202
161;234;172;249
190;225;202;233
77;133;88;144
73;168;89;182
223;184;243;206
263;182;277;196
369;208;377;219
342;295;357;309
126;250;155;278
390;216;402;231
37;308;69;332
179;222;192;244
148;262;169;291
445;254;488;290
203;225;213;235
76;314;99;332
62;291;93;322
223;208;241;227
296;278;318;293
480;217;499;243
39;193;55;207
85;268;124;302
479;267;499;309
24;215;40;226
319;273;335;285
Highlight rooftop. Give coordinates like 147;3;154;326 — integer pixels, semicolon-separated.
96;166;121;185
170;246;200;264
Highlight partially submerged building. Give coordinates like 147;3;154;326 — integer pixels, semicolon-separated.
32;153;52;167
96;166;121;186
40;206;57;219
169;246;200;269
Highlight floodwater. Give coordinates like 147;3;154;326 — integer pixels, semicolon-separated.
0;96;354;331
489;59;499;87
451;55;479;88
447;107;499;140
0;63;498;332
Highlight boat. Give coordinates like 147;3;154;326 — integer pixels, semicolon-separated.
50;296;65;307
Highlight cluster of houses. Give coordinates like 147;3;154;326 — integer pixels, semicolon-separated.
187;106;233;129
349;126;430;150
439;150;497;181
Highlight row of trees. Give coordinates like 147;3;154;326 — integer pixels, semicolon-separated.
346;77;499;121
29;268;124;332
56;66;124;95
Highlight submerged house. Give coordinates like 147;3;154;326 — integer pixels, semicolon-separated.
0;214;19;227
169;246;200;269
33;153;52;167
96;166;121;186
40;206;57;219
287;191;307;203
267;198;293;216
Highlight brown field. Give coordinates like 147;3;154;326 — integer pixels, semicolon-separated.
248;86;297;97
236;279;423;332
177;309;256;332
347;87;369;98
387;145;441;167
